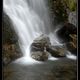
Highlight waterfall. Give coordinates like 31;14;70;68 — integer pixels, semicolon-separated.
3;0;76;64
4;0;51;54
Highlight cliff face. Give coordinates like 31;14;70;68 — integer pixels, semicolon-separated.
2;12;22;65
2;12;18;44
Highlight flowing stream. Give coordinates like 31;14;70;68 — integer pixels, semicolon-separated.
3;0;77;65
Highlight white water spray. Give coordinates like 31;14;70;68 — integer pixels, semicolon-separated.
66;51;77;60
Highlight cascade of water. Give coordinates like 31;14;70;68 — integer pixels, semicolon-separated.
3;0;76;64
3;0;51;56
3;0;55;64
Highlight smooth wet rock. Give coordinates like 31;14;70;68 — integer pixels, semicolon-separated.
30;34;51;52
30;34;51;61
46;46;66;57
31;51;49;61
2;12;18;45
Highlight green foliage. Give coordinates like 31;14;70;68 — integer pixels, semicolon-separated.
63;0;77;11
48;0;77;23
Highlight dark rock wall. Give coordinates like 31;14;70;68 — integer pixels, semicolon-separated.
2;12;18;44
2;12;22;65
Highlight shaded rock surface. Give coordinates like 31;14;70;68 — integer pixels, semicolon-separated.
2;12;22;65
57;23;77;55
2;12;18;44
47;46;66;57
31;34;51;50
2;43;22;65
57;23;77;43
30;34;67;60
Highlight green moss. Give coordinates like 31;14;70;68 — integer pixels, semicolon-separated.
63;0;77;11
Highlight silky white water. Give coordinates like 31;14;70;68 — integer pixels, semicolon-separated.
3;0;76;65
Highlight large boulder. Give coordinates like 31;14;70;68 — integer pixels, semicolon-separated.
46;46;66;57
30;34;66;60
2;12;18;45
2;12;22;65
30;34;51;52
57;23;77;55
30;34;51;61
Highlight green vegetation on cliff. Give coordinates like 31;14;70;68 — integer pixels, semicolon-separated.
48;0;77;23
